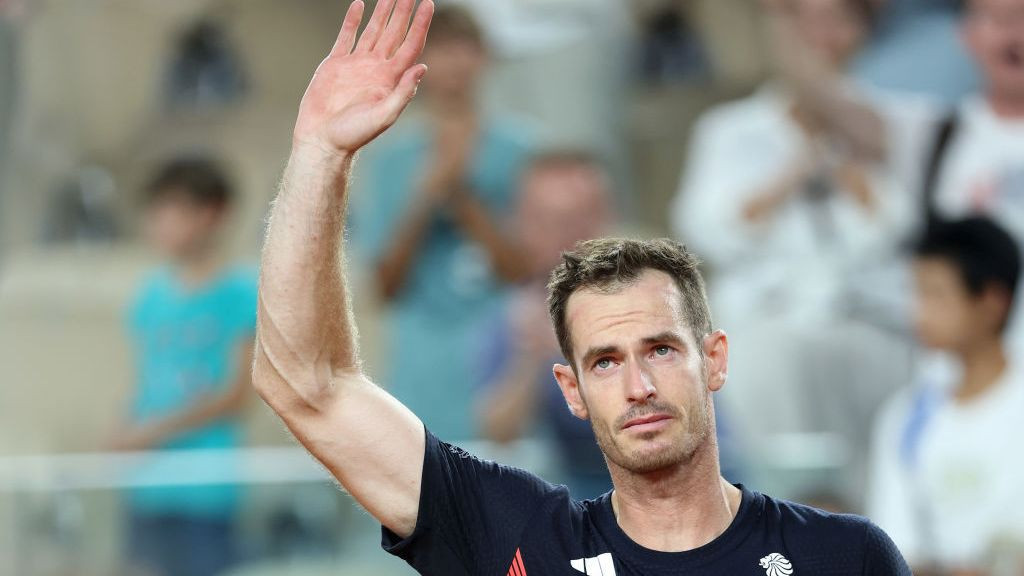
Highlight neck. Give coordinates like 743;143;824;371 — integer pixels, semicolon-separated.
608;439;741;552
986;90;1024;119
175;247;221;289
427;92;475;118
956;337;1007;403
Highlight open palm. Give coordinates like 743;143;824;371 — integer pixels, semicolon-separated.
294;0;433;154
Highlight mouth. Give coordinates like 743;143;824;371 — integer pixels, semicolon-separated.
622;413;674;432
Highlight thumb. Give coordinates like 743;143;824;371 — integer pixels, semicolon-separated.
378;64;428;127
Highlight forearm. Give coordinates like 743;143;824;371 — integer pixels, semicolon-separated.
766;12;887;162
477;354;544;443
452;192;526;282
256;147;359;411
375;190;437;300
836;162;876;213
140;386;247;446
741;162;808;222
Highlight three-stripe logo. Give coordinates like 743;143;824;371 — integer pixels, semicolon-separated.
506;547;527;576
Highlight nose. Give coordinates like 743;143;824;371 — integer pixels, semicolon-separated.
624;357;656;403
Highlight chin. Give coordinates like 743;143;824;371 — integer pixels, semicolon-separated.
613;436;696;475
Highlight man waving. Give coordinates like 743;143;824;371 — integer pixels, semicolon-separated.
254;1;910;574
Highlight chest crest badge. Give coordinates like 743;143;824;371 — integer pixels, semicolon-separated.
759;552;794;576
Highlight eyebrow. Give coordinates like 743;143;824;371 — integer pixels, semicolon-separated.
579;332;687;367
580;345;620;368
640;331;686;347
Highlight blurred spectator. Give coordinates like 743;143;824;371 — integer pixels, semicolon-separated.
766;0;1024;354
164;19;247;112
111;157;256;576
898;0;1024;355
638;4;710;85
867;217;1024;573
671;0;913;488
854;0;980;104
41;165;120;245
352;5;532;440
473;151;613;499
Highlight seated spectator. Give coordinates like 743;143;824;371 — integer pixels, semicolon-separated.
350;5;533;441
474;151;614;499
672;0;913;499
867;217;1024;573
111;157;256;576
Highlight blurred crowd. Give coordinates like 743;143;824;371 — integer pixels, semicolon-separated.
2;0;1024;575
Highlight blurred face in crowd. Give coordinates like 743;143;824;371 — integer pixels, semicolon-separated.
421;37;487;104
964;0;1024;101
517;162;612;278
913;257;1009;352
790;0;870;68
553;270;728;475
144;190;225;262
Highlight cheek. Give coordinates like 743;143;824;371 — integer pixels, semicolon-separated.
579;378;622;425
916;300;969;346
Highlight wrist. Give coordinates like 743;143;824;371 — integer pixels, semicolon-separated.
290;138;356;173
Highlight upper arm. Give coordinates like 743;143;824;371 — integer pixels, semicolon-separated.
252;340;425;537
252;256;426;537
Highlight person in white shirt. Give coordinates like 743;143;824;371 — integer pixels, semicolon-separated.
867;216;1024;574
766;0;1024;353
672;0;913;491
890;0;1024;356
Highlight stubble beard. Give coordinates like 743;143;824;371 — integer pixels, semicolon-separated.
589;388;713;475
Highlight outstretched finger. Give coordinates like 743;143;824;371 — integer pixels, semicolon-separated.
377;0;415;57
375;64;428;128
391;0;433;69
329;0;366;56
355;0;397;53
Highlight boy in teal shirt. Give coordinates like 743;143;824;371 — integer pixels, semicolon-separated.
113;157;256;576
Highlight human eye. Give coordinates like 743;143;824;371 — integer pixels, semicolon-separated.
594;357;613;371
651;345;674;359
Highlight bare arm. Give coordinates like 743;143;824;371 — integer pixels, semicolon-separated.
375;187;524;300
374;131;525;299
374;188;441;300
763;1;887;162
450;191;527;283
476;350;545;443
253;0;433;539
476;292;556;443
741;155;815;223
110;341;255;451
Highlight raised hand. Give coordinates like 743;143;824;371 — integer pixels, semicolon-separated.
293;0;434;155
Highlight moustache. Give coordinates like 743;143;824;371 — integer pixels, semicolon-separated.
615;401;682;430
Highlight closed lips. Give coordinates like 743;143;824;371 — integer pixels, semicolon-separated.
622;414;672;429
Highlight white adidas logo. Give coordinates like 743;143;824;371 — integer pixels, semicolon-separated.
570;553;616;575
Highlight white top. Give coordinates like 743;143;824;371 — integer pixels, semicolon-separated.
867;354;1024;569
672;86;912;330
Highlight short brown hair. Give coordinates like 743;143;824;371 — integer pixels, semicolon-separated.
145;156;234;209
547;238;714;369
426;4;485;49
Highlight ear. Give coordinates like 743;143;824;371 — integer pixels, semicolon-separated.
702;329;729;393
553;363;588;421
980;284;1012;333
